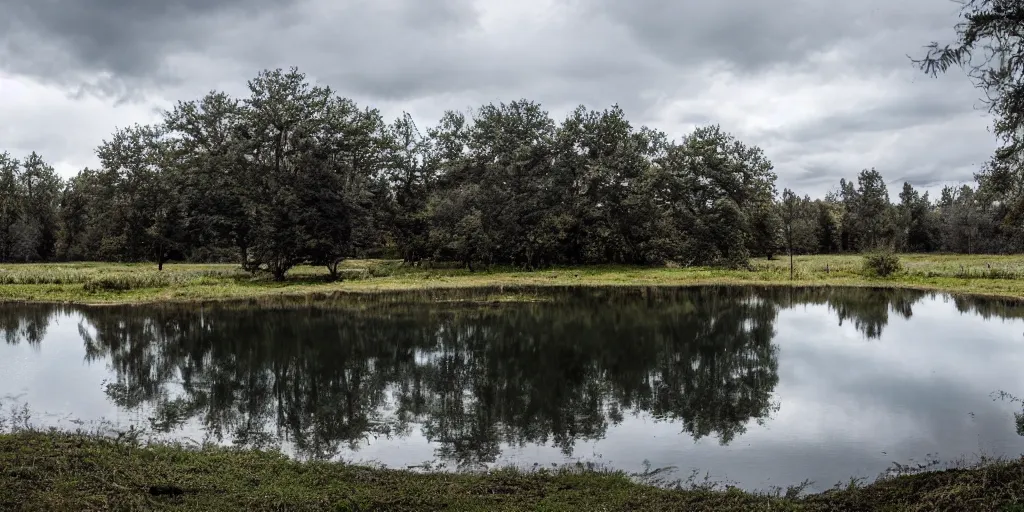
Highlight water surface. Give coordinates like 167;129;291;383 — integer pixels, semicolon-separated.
2;286;1023;492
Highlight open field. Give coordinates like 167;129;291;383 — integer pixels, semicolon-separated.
3;254;1024;304
1;430;1022;511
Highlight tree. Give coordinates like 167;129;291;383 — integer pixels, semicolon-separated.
781;189;798;279
749;201;782;260
838;178;859;251
55;170;95;261
300;100;388;279
95;124;181;268
466;100;557;268
238;68;336;280
547;106;669;265
0;153;20;262
815;199;842;254
19;152;63;261
937;184;985;253
162;91;250;264
0;156;21;261
659;125;777;267
854;168;891;250
897;182;938;252
915;1;1024;252
385;112;431;262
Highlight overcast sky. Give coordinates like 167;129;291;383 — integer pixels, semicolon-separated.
0;0;998;198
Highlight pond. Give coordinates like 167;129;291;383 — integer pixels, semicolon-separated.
2;286;1024;492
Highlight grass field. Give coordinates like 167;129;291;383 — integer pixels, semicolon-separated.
3;254;1024;304
2;430;1023;511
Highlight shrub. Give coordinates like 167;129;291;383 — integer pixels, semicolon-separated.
862;252;901;277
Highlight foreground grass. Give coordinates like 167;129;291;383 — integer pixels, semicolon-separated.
1;431;1023;511
3;254;1024;304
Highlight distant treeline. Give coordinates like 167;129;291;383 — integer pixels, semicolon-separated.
0;68;1018;278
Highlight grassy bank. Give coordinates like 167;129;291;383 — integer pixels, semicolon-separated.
3;254;1024;304
0;431;1021;511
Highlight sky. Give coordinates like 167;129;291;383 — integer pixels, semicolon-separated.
0;0;1000;199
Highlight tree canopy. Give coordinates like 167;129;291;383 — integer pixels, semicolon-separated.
1;66;1019;277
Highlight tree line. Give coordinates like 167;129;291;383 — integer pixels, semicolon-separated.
1;68;1019;278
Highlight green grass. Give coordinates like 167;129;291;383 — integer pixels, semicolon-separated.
3;254;1024;305
1;431;1023;511
4;254;1024;304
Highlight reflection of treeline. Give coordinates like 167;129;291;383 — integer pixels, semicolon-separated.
759;287;926;339
0;304;67;346
949;295;1024;321
4;288;780;465
4;286;1023;465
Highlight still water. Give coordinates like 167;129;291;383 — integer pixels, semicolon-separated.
2;286;1024;492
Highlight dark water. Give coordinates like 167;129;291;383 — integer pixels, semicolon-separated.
2;286;1024;492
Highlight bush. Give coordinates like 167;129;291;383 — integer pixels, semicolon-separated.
862;252;902;277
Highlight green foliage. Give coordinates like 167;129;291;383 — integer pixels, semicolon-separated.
2;71;792;273
862;252;902;277
914;1;1024;254
0;151;62;263
6;56;1024;271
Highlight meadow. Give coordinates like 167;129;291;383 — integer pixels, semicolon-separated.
3;253;1024;304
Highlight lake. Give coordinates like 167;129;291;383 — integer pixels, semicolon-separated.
2;286;1024;492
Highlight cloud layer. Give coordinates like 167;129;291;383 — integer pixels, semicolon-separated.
0;0;998;197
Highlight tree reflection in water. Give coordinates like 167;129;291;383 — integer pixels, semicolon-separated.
3;286;1023;467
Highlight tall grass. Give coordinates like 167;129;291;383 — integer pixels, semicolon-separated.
0;264;252;292
756;253;1024;280
82;271;216;292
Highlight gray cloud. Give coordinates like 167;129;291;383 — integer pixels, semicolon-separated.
0;0;482;100
0;0;1000;193
786;94;971;144
586;0;960;73
0;0;294;93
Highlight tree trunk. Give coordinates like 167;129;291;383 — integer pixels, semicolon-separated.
786;224;794;279
240;243;252;272
157;240;165;271
272;260;287;281
327;258;343;281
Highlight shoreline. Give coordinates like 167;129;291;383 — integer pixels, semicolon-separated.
2;278;1024;307
5;255;1024;306
1;430;1021;511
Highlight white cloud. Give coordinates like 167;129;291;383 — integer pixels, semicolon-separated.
0;72;165;176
